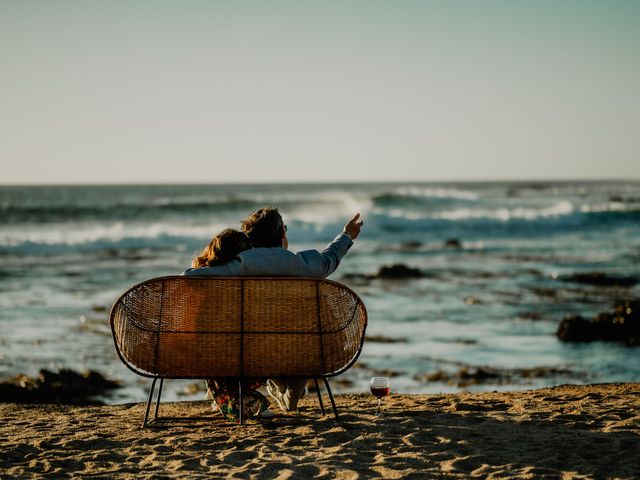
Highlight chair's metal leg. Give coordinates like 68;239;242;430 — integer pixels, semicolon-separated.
238;379;243;425
142;378;158;429
323;378;339;420
154;378;164;420
314;378;326;415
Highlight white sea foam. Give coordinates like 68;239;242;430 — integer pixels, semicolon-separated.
580;202;631;213
436;201;574;221
284;191;374;226
394;186;479;201
149;195;224;206
374;201;575;222
0;221;230;249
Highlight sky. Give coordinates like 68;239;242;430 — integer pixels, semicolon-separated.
1;1;639;185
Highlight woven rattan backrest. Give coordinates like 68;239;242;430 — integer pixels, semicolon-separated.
110;276;367;379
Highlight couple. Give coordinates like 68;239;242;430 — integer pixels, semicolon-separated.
184;206;364;422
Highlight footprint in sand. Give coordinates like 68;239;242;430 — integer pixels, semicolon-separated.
453;401;509;412
218;448;259;464
439;455;479;473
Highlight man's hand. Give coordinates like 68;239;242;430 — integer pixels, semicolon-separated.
343;213;364;240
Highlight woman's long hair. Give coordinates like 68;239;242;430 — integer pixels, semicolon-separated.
192;229;252;268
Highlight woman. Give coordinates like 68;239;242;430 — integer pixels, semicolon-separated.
192;229;272;421
191;228;252;269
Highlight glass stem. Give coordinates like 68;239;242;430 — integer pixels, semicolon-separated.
377;398;381;415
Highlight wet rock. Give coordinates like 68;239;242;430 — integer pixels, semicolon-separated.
370;368;401;378
444;238;462;249
517;312;544;321
340;272;370;282
528;286;560;298
343;263;431;282
373;241;422;253
365;334;407;343
423;370;450;382
562;272;638;288
178;381;208;396
306;377;354;393
375;264;423;279
609;195;640;204
400;241;422;252
458;367;501;382
331;377;355;388
449;338;478;345
415;365;576;388
556;315;594;342
557;300;640;345
0;369;121;405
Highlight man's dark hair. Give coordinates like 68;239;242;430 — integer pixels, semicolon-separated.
241;206;285;248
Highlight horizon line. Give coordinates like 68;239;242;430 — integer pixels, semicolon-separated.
1;177;638;188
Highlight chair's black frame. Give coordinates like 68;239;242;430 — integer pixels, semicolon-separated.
141;376;341;427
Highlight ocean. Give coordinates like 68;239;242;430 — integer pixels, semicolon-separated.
1;181;639;404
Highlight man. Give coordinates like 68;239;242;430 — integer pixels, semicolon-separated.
184;206;364;412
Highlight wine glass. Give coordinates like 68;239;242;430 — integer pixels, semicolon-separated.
370;377;390;415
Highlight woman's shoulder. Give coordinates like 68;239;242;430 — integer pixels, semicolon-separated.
182;261;240;276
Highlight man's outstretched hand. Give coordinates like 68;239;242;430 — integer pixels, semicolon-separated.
344;213;364;240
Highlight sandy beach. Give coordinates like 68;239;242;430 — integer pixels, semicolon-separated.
1;383;639;479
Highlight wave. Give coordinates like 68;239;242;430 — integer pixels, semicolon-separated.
394;186;480;201
0;215;354;256
0;189;373;225
0;199;259;224
436;201;575;221
372;187;479;208
375;201;575;222
0;222;231;255
580;202;640;214
3;182;640;257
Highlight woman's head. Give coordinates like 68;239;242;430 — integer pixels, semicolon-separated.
192;229;252;268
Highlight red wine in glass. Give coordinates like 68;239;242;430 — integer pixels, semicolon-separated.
370;377;390;415
370;386;390;398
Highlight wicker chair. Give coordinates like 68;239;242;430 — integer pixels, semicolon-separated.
110;276;367;426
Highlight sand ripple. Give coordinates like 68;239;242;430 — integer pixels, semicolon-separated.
1;384;639;479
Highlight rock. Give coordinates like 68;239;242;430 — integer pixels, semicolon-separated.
449;338;478;345
365;334;407;343
458;367;501;381
371;368;401;378
423;370;449;382
415;365;577;387
400;241;422;252
0;369;121;405
340;272;369;281
528;287;559;298
342;262;430;281
556;315;596;342
557;300;640;345
562;272;638;287
375;264;423;279
517;312;544;321
444;238;462;249
178;381;207;396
